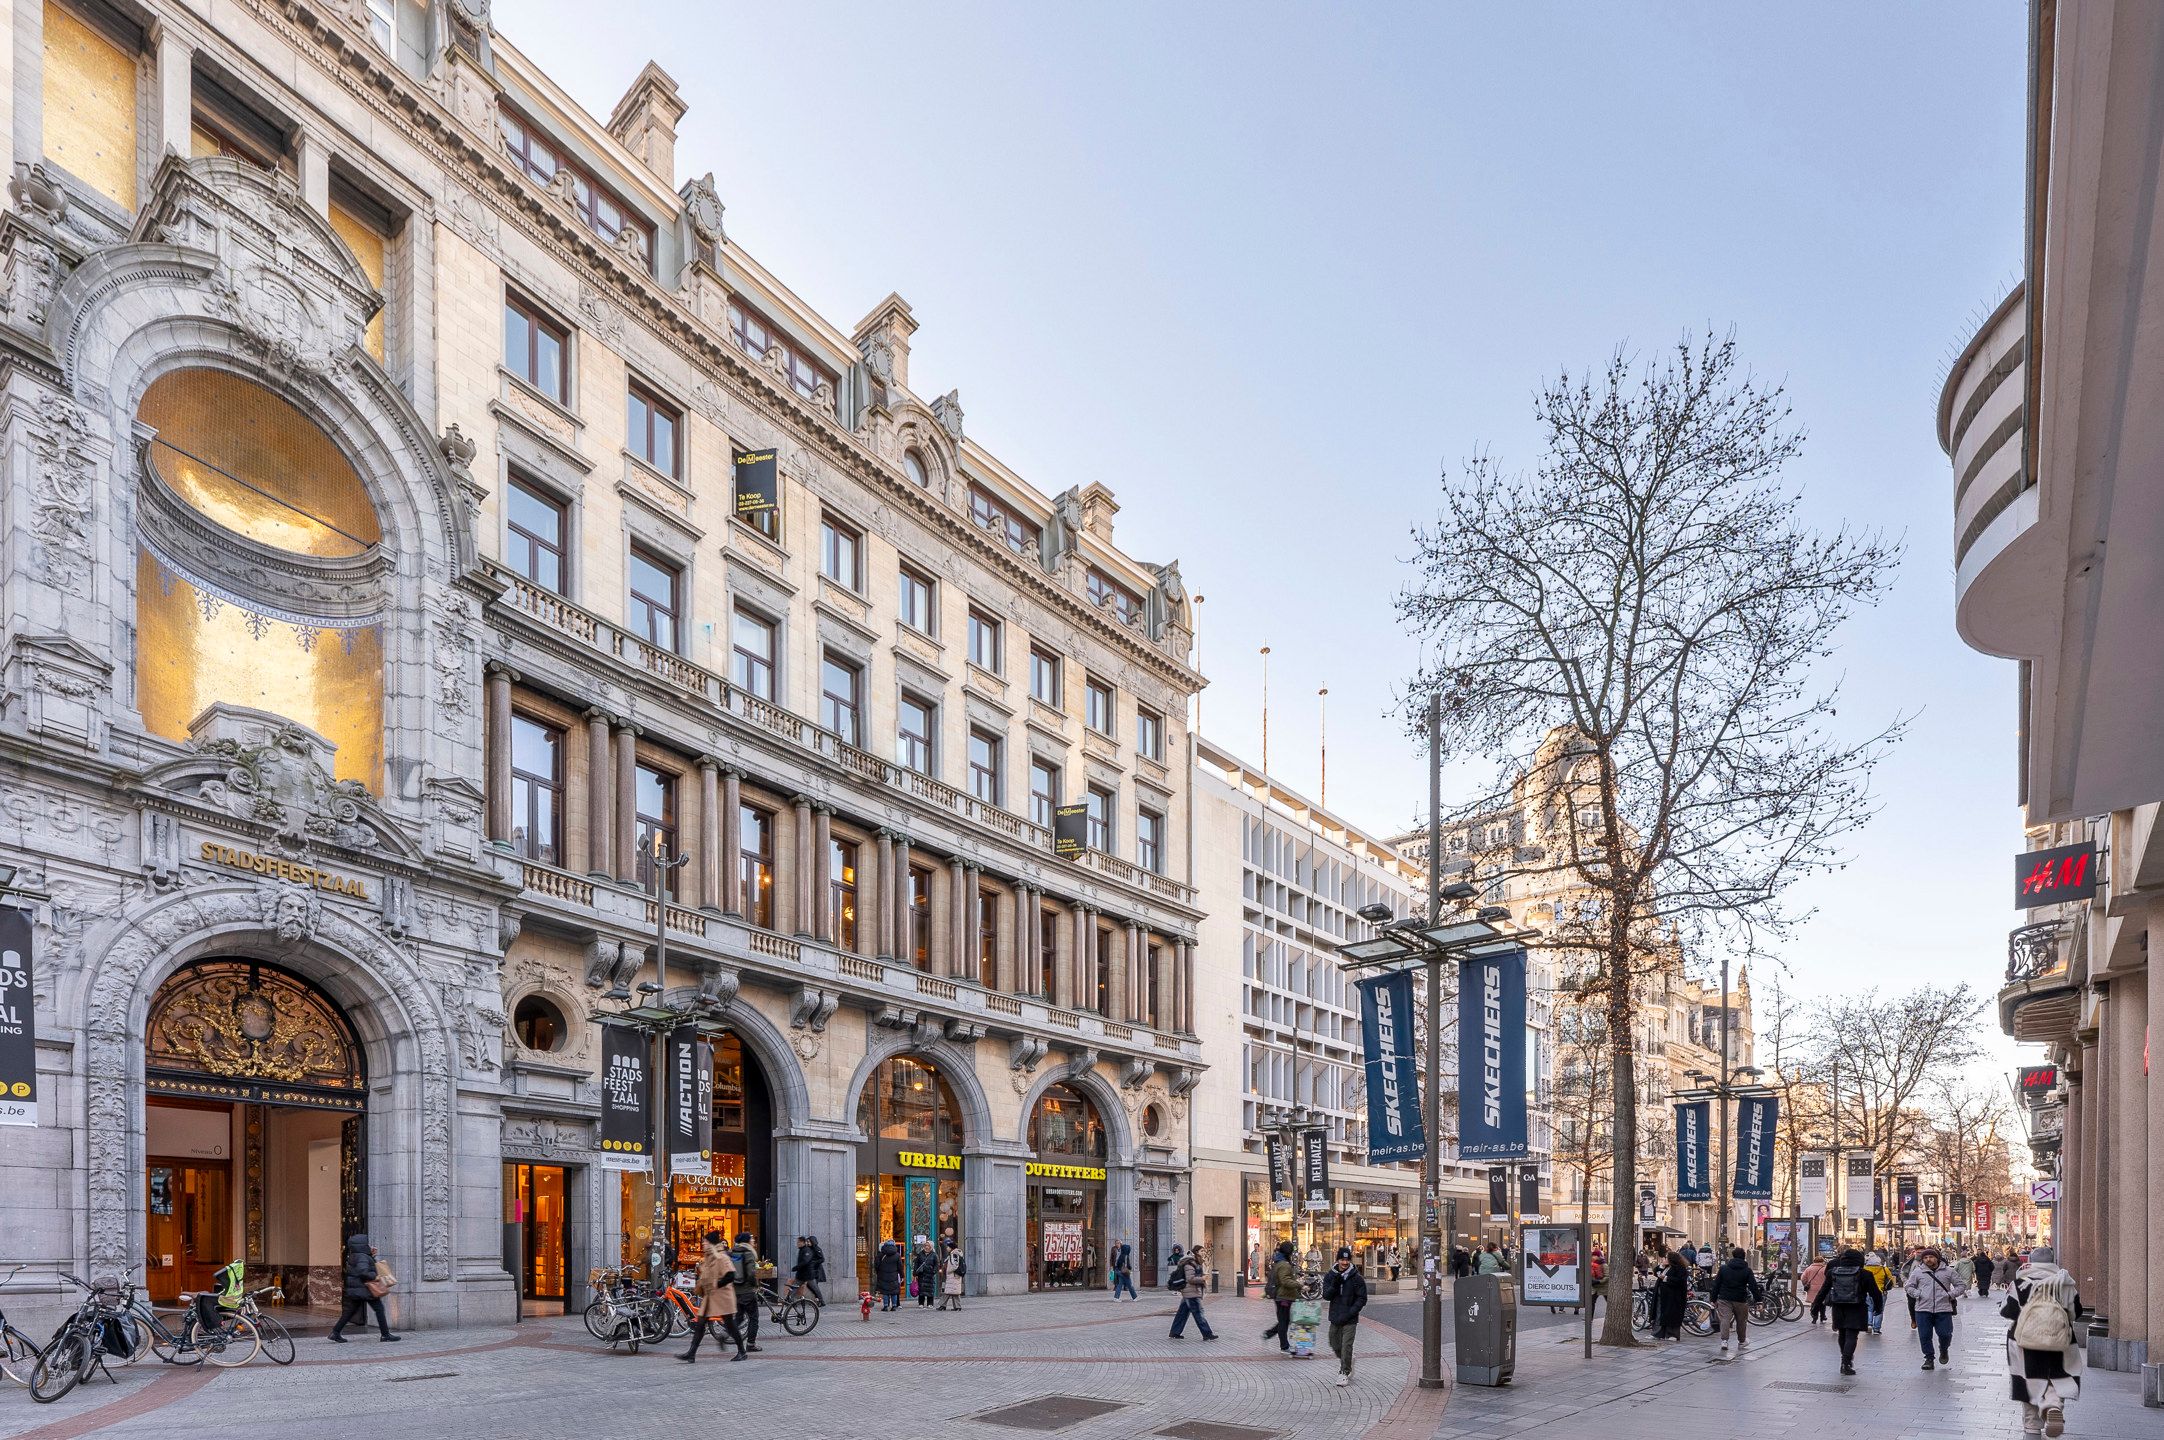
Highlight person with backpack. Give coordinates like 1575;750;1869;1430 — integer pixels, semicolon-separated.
1905;1248;1964;1370
1167;1244;1217;1340
1709;1246;1763;1358
1812;1246;1881;1376
1321;1245;1368;1387
1109;1237;1137;1301
1259;1241;1299;1353
936;1242;967;1310
729;1233;762;1352
2002;1245;2082;1437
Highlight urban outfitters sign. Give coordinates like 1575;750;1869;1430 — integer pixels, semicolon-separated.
899;1151;963;1171
1026;1162;1105;1181
199;842;369;899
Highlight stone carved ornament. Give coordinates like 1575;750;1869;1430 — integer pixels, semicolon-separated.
192;722;382;853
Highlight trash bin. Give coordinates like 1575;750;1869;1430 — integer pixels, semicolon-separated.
1454;1273;1517;1386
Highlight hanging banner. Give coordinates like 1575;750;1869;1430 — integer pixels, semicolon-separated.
1264;1134;1291;1206
1732;1095;1776;1201
1638;1184;1657;1224
1975;1201;1994;1232
1299;1127;1330;1212
598;1026;652;1171
1844;1153;1875;1218
2015;842;2097;908
0;907;33;1127
1052;803;1089;859
1896;1175;1920;1223
1950;1191;1968;1228
1923;1193;1940;1226
667;1025;712;1176
1517;1162;1541;1221
1356;970;1424;1164
733;447;779;521
1674;1100;1712;1202
1488;1165;1509;1219
1798;1154;1828;1219
1457;947;1528;1160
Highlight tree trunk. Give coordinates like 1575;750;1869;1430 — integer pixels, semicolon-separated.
1600;959;1640;1346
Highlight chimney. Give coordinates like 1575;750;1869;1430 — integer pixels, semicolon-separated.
606;62;687;187
852;293;917;395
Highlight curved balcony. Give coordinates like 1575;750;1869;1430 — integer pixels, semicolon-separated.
1940;286;2045;657
1999;917;2081;1042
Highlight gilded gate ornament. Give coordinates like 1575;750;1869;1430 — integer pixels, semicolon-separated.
146;960;364;1098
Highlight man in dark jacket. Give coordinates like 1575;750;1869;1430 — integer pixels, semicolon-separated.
730;1234;762;1351
1811;1247;1882;1376
1709;1247;1762;1358
327;1233;400;1343
873;1239;904;1311
1974;1249;1995;1296
1321;1246;1368;1386
1654;1250;1691;1341
1259;1241;1299;1352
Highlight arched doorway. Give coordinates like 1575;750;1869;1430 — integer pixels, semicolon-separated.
613;1031;778;1277
854;1055;965;1290
1027;1084;1109;1290
143;959;366;1309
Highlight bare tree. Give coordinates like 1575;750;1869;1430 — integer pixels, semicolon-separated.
1398;334;1902;1345
1809;983;1985;1207
1921;1078;2017;1225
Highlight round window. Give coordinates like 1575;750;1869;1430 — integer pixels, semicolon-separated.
513;994;567;1053
1142;1104;1166;1140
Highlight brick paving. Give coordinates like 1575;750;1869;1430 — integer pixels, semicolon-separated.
0;1291;2153;1439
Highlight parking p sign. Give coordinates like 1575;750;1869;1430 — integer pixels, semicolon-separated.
2031;1179;2059;1205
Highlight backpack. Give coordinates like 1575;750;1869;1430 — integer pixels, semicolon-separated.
1825;1262;1863;1307
2012;1286;2074;1350
1165;1261;1186;1292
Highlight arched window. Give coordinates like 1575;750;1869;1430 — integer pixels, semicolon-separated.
902;449;930;489
1029;1084;1107;1160
856;1055;964;1149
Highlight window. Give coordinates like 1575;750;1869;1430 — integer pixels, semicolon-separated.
978;887;998;987
1085;783;1114;850
830;838;859;951
504;475;567;593
627;383;680;477
725;300;836;407
627;547;681;653
820;652;863;746
1029;758;1061;828
968;729;1003;805
327;182;392;362
1087;568;1141;624
1038;906;1059;997
1138;807;1165;875
732;609;777;700
504;292;568;403
189;71;287;172
968;486;1042;557
363;0;395;50
897;692;935;775
633;764;677;897
44;0;141;210
739;804;775;928
1085;678;1115;736
1135;706;1164;761
499;107;653;266
508;714;564;864
909;866;934;970
820;514;862;590
898;565;936;636
1093;924;1111;1014
967;609;1001;673
1029;648;1061;707
903;450;930;489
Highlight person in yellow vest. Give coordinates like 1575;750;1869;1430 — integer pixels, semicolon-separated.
1863;1252;1895;1336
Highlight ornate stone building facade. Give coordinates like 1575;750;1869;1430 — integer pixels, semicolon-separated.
0;0;1201;1327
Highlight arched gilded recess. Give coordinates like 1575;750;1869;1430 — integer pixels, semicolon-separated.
145;958;367;1107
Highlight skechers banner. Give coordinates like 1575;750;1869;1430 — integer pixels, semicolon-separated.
1732;1095;1777;1201
1356;970;1424;1163
1264;1134;1290;1205
667;1025;712;1177
0;907;35;1127
598;1025;652;1172
1456;946;1528;1160
1674;1100;1712;1201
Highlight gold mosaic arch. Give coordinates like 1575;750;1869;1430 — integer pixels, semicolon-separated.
145;959;367;1112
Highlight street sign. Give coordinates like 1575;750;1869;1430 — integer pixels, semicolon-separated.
2030;1179;2059;1205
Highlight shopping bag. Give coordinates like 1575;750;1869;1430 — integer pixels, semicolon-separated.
1288;1297;1323;1357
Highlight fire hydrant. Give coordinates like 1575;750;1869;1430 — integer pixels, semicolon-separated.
859;1290;875;1321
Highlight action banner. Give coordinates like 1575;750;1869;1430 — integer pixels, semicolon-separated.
1674;1100;1712;1202
0;907;34;1127
1457;946;1528;1160
1798;1154;1828;1218
667;1025;712;1176
1356;970;1424;1163
1299;1127;1330;1212
598;1025;652;1171
1265;1133;1291;1205
1732;1095;1776;1200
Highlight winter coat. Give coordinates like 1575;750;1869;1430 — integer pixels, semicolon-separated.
1974;1253;1995;1287
695;1245;738;1319
1655;1255;1691;1331
2001;1263;2084;1400
1168;1254;1199;1296
1475;1249;1505;1275
340;1235;378;1300
1110;1242;1133;1276
811;1240;829;1284
729;1243;760;1300
1904;1262;1965;1315
1812;1251;1880;1332
1322;1264;1368;1327
1800;1259;1828;1303
1709;1256;1761;1303
913;1248;938;1284
1269;1255;1302;1302
793;1242;816;1283
872;1243;903;1295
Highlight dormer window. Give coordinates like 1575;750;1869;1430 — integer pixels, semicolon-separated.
498;107;654;270
726;300;836;407
903;449;931;489
1086;568;1141;624
968;485;1041;558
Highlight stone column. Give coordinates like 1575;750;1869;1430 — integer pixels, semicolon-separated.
813;806;834;943
965;864;987;983
1051;900;1074;1009
583;710;613;878
1181;941;1196;1035
948;857;968;978
2107;974;2149;1353
2149;909;2164;1375
614;721;639;879
1075;907;1096;1012
2076;1037;2102;1307
1152;937;1173;1033
1127;922;1145;1024
2064;1063;2087;1289
720;768;743;915
484;666;514;844
295;128;331;215
894;838;914;964
1106;917;1129;1021
875;830;897;959
993;883;1017;994
151;21;192;164
695;758;720;910
791;797;814;937
1017;886;1036;995
925;850;948;974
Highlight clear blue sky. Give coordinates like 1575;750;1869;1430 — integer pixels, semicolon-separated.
515;1;2030;1072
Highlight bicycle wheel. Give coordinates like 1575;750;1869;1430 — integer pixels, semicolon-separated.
29;1330;89;1403
635;1304;671;1347
202;1316;260;1368
664;1301;692;1339
583;1301;618;1341
1684;1299;1716;1337
150;1316;203;1367
1;1324;38;1385
779;1298;817;1336
253;1314;296;1365
1778;1291;1803;1321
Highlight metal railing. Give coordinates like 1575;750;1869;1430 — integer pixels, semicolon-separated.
2006;920;2068;984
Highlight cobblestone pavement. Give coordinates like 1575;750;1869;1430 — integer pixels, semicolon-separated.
0;1292;2154;1440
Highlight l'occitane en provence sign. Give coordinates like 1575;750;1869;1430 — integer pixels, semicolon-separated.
200;841;369;899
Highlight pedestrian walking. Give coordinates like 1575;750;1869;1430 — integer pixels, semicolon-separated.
1710;1246;1762;1359
327;1233;400;1343
2002;1246;2082;1437
1385;1242;1402;1281
1109;1237;1138;1301
1475;1241;1505;1275
1863;1252;1894;1336
1321;1246;1368;1388
1953;1250;1976;1294
1801;1253;1829;1324
936;1243;967;1310
679;1231;746;1363
1448;1244;1472;1279
1811;1246;1881;1376
1975;1249;1996;1296
1260;1241;1299;1353
913;1239;938;1307
730;1233;763;1351
873;1238;904;1311
1168;1244;1217;1340
1905;1248;1963;1370
1654;1249;1691;1342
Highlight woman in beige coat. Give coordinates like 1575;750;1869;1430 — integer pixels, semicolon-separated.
679;1231;745;1363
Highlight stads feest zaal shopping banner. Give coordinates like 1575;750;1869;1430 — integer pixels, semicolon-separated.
1457;947;1528;1161
1356;970;1424;1164
598;1025;652;1172
0;907;35;1127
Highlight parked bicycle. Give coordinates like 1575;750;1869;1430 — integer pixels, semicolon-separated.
582;1267;669;1352
28;1274;132;1403
0;1267;44;1386
234;1286;296;1365
752;1278;819;1336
